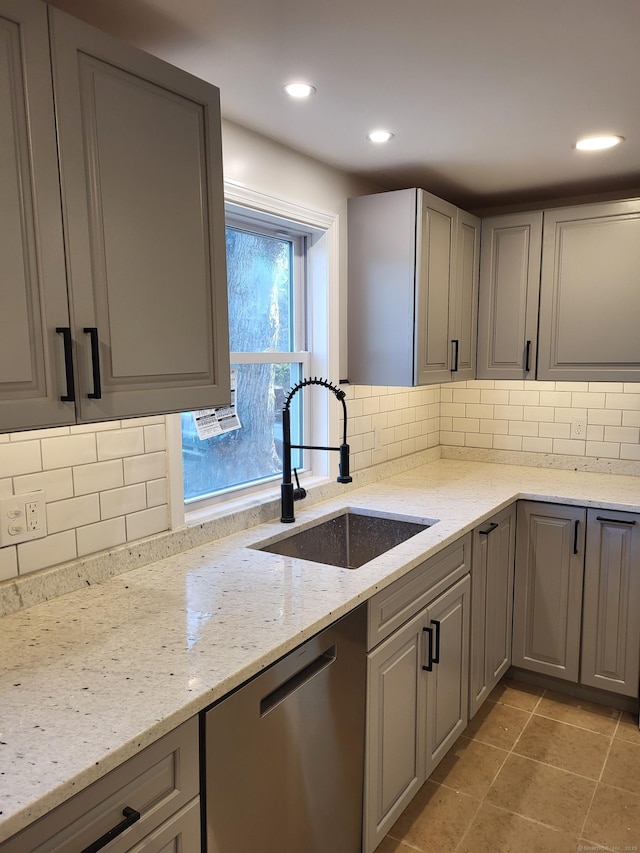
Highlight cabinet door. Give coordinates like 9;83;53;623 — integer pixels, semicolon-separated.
476;212;542;380
512;501;585;682
0;0;74;431
581;509;640;698
49;8;230;422
470;505;516;717
450;210;480;381
415;191;457;384
364;609;426;853
347;189;419;386
424;574;470;778
538;200;640;381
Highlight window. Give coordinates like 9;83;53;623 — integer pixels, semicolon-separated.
181;210;311;505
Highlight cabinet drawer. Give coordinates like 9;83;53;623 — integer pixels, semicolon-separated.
368;534;471;649
128;798;200;853
1;717;199;853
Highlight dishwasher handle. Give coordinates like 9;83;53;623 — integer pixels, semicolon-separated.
260;645;336;716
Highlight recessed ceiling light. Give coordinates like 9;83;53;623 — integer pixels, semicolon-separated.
367;129;395;144
283;82;316;99
575;135;624;151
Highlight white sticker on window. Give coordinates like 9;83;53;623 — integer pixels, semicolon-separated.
192;370;242;439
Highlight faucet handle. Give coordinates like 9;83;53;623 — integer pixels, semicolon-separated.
293;469;307;501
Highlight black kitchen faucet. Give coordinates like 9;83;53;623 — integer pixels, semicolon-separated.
280;377;352;522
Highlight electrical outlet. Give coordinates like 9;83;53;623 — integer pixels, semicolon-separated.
0;491;47;547
571;417;586;439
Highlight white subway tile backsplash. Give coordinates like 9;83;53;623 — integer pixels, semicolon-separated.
623;411;640;427
553;439;586;456
494;435;522;451
465;433;492;449
522;437;553;453
509;390;540;406
97;428;145;460
586;441;620;459
620;444;640;461
14;468;74;502
539;391;572;407
572;392;606;409
74;459;124;496
480;389;510;404
100;483;147;520
604;425;640;444
143;423;166;453
47;494;100;534
539;422;571;439
11;427;70;442
0;441;41;478
18;531;77;575
42;434;96;469
607;393;640;410
508;421;539;437
123;451;166;485
494;405;523;421
77;517;126;557
126;505;168;542
0;546;17;581
588;409;622;426
0;478;13;498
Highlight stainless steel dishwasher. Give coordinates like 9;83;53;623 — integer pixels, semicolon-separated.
203;604;367;852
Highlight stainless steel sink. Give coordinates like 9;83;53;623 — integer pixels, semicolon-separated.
254;508;437;569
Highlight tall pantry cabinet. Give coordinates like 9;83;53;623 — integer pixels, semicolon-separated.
0;0;230;433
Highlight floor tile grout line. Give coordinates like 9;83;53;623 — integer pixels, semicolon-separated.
577;715;619;841
453;692;541;853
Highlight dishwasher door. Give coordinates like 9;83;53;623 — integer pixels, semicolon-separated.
203;604;367;853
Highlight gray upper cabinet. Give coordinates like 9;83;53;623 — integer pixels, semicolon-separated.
0;0;229;432
537;199;640;382
347;188;479;386
476;212;542;380
0;0;73;431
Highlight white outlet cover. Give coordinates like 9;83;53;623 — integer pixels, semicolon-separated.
0;491;47;547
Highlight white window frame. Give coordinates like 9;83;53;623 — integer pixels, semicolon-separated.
167;182;340;530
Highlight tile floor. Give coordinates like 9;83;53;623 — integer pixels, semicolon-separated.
378;678;640;853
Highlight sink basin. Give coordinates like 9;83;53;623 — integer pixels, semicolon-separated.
254;507;437;569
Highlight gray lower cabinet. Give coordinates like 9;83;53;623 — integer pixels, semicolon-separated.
512;501;585;682
347;188;479;387
581;509;640;697
512;502;640;699
0;0;229;432
537;199;640;382
0;718;200;852
476;212;542;380
469;504;516;717
364;536;471;853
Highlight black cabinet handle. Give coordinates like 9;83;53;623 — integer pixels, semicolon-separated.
479;522;499;536
422;626;434;671
81;806;141;853
83;327;102;399
596;515;636;525
431;619;441;664
451;339;460;372
55;327;75;402
573;520;580;555
525;340;532;373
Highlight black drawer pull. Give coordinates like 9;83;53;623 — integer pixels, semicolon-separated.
573;520;580;555
431;619;441;664
83;327;102;399
55;326;75;402
479;522;499;536
81;806;141;853
422;626;433;671
596;515;636;526
525;340;532;373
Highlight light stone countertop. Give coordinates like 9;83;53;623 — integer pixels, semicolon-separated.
1;457;639;844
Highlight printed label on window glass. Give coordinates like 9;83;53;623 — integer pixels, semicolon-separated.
192;370;242;439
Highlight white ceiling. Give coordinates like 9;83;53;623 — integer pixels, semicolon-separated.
49;0;640;209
